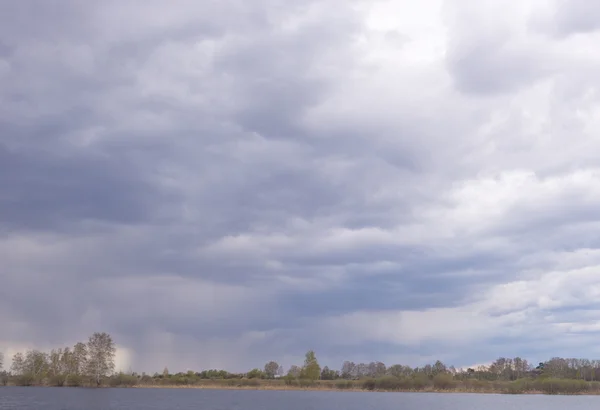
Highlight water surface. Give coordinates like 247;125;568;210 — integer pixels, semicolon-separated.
1;387;600;410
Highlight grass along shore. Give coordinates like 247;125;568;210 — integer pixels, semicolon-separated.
6;372;600;395
3;375;599;395
127;377;600;395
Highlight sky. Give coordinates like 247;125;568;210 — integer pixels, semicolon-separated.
3;0;600;374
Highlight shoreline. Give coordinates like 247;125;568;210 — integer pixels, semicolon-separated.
5;384;600;395
128;384;596;395
6;377;600;396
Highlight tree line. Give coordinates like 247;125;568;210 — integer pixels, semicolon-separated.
6;334;600;394
0;332;115;387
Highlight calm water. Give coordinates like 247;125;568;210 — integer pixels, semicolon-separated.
1;387;600;410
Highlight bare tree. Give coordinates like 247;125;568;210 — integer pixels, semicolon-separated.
387;364;412;378
86;332;116;386
367;361;386;377
432;360;448;376
287;365;301;378
0;352;3;371
341;361;356;379
264;361;281;379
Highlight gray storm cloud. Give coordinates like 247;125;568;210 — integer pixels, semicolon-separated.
3;0;600;373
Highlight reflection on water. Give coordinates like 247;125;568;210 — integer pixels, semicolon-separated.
1;387;600;410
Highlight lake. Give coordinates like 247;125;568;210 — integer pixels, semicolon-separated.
1;387;600;409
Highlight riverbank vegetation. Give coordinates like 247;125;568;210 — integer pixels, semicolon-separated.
4;333;600;394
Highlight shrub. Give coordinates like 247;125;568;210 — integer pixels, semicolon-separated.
48;374;68;387
239;378;261;387
283;375;298;386
464;379;489;391
298;378;316;388
0;372;8;386
223;378;261;387
140;375;153;385
14;374;35;386
411;374;430;390
246;369;264;379
396;377;415;390
362;378;376;391
66;374;84;387
433;374;456;390
534;378;589;395
362;376;427;391
109;373;139;387
504;379;531;394
373;376;405;391
335;380;354;389
171;375;191;385
589;381;600;393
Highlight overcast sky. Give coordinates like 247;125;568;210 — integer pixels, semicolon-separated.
3;0;600;373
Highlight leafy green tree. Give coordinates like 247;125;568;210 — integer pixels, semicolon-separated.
246;368;264;379
301;350;321;381
70;342;88;377
25;350;49;381
11;352;25;375
86;332;116;386
11;350;48;385
320;366;339;380
48;348;69;386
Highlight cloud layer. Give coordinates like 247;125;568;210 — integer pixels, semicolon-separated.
3;0;600;372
